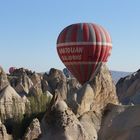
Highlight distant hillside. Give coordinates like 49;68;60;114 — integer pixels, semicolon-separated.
110;70;131;84
62;68;131;84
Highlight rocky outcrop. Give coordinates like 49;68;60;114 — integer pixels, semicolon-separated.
10;68;33;77
0;65;122;139
28;73;44;96
47;68;67;100
0;67;9;91
40;94;97;140
0;85;27;121
11;74;33;96
67;78;81;111
0;67;28;121
98;103;140;140
116;69;140;104
9;68;53;97
68;64;119;116
89;64;119;113
0;119;12;140
79;111;102;134
41;79;51;93
23;118;41;140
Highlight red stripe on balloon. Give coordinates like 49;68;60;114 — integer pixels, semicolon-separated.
104;47;111;62
100;46;107;62
83;23;89;42
71;24;78;42
59;28;69;43
68;64;83;84
66;64;78;80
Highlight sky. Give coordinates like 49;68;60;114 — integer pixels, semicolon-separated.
0;0;140;72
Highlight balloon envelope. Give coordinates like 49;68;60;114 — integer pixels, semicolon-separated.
57;23;112;84
9;67;16;74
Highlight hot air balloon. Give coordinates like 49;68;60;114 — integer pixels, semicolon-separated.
57;23;112;84
9;67;16;74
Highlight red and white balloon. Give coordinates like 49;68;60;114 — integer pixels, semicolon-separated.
57;23;112;84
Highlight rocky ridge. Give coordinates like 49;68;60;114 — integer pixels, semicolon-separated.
116;69;140;104
67;64;119;116
40;94;97;140
0;65;139;140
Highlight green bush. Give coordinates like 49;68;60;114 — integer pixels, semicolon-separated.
27;93;52;114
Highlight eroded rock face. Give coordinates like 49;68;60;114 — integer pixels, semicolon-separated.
0;67;9;91
67;78;81;112
47;68;67;100
0;85;27;121
9;68;52;96
98;103;140;140
68;64;119;116
89;64;119;113
11;74;33;96
0;119;12;140
79;111;102;134
10;68;33;77
23;118;41;140
40;95;97;140
30;73;43;95
41;79;51;93
116;69;140;104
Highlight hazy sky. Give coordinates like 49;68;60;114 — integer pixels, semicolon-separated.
0;0;140;72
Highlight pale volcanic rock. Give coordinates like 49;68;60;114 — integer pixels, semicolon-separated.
98;103;140;140
89;64;119;113
0;67;9;91
71;84;94;115
47;68;67;100
79;111;102;134
41;79;51;93
30;73;42;87
23;118;41;140
68;64;119;116
116;69;140;104
14;74;33;95
0;85;26;120
40;94;97;140
27;73;43;96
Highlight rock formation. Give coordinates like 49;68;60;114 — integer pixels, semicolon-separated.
0;119;12;140
11;74;33;96
10;68;33;77
0;67;28;121
0;85;27;121
67;64;119;116
0;65;122;139
23;118;41;140
0;67;9;91
116;69;140;104
40;94;97;140
29;73;43;95
98;103;140;140
8;67;54;98
47;68;67;100
79;111;102;134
